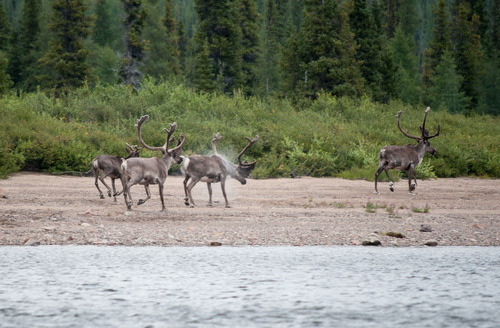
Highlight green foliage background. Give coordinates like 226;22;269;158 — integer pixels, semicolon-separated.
1;80;499;179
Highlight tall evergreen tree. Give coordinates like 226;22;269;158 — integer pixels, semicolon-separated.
238;0;260;95
143;0;178;79
120;0;147;90
193;38;216;92
92;0;116;48
258;0;282;97
162;0;181;75
429;50;469;113
0;1;9;50
452;2;483;112
281;0;364;99
0;1;12;94
7;0;42;91
477;0;500;115
390;26;421;104
0;52;12;94
194;0;242;93
350;0;395;102
176;19;188;74
38;0;94;93
423;0;452;89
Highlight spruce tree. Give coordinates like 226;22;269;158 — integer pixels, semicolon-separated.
194;0;242;93
162;0;181;75
452;3;483;112
120;0;147;90
429;50;469;113
7;0;42;91
281;0;364;99
390;27;421;104
238;0;260;95
0;1;9;50
258;0;282;98
177;20;188;74
38;0;94;93
193;38;215;92
92;0;115;47
143;0;179;80
477;0;500;115
350;0;394;102
0;52;12;94
423;0;452;89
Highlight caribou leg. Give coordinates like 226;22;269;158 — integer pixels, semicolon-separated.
186;177;201;208
138;185;151;205
158;182;165;212
98;173;113;198
220;178;230;208
183;175;191;206
206;182;213;207
95;172;106;199
384;168;395;192
374;166;384;194
408;164;416;195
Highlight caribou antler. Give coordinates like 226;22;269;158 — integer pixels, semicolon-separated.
162;122;178;150
136;115;166;152
396;111;421;141
238;135;259;165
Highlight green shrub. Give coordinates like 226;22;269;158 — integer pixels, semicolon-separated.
0;81;499;179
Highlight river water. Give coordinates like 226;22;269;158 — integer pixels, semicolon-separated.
0;246;499;328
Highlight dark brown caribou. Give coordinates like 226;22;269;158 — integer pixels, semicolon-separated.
92;143;142;201
374;107;440;194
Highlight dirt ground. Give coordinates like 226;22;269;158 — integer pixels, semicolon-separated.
0;173;499;247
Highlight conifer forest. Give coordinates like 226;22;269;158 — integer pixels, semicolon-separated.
0;0;499;179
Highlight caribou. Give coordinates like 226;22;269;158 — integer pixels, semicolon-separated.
121;115;185;211
182;133;259;208
92;143;142;202
374;107;440;194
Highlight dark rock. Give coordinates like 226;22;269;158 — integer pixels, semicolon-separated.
424;240;438;247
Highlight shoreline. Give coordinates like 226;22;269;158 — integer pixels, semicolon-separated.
1;173;499;247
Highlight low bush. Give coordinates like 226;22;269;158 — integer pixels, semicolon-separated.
0;81;499;179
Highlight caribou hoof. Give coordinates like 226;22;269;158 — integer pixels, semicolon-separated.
390;186;394;192
107;190;112;197
138;199;146;205
189;204;196;208
410;184;416;191
114;191;122;196
99;194;105;199
207;204;213;207
126;201;133;210
225;205;232;208
373;191;379;194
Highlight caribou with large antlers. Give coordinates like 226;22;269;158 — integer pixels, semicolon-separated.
182;133;259;208
92;143;142;202
374;107;440;194
121;115;185;211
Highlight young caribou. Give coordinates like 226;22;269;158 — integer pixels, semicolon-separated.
121;115;185;211
374;107;440;194
182;133;259;208
92;143;142;202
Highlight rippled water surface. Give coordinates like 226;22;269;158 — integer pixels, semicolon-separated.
1;246;499;327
